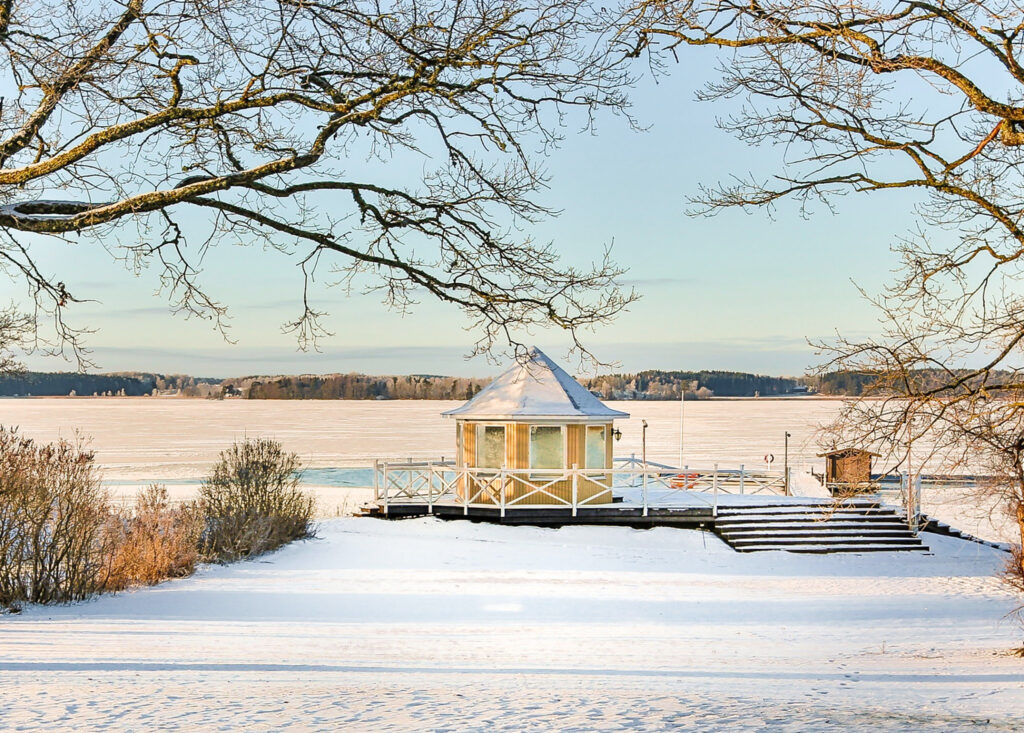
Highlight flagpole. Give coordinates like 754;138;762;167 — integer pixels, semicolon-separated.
679;385;685;469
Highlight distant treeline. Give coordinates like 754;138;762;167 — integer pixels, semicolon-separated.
229;373;488;401
0;372;220;397
583;370;807;399
3;368;912;400
810;369;1020;396
813;371;877;396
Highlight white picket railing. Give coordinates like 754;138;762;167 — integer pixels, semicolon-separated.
373;458;791;518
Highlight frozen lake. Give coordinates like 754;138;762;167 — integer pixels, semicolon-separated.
0;396;842;478
0;397;1015;542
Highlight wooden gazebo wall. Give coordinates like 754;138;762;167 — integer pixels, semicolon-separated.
455;421;613;505
825;450;873;485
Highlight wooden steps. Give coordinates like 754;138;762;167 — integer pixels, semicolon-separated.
362;497;933;554
713;500;928;553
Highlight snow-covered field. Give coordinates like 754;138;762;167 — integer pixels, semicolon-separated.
1;397;1022;730
2;517;1022;731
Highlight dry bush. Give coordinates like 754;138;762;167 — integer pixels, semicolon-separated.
1006;543;1024;657
0;427;113;609
1008;546;1024;591
102;486;202;591
198;438;316;562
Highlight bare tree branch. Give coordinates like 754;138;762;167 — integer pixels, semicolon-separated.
0;0;639;366
620;0;1024;602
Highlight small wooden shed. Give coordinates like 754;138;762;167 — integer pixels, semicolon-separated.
442;348;629;505
817;448;878;486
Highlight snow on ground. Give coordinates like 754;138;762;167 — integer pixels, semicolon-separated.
2;517;1022;731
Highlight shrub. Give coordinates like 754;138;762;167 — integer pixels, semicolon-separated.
102;485;202;591
198;438;316;562
0;428;113;608
1;431;317;609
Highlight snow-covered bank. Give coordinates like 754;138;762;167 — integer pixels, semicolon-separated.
2;518;1022;730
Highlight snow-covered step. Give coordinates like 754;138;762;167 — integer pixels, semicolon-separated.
716;501;882;511
717;503;888;512
716;518;909;528
724;528;918;539
732;542;929;554
727;535;924;546
716;513;902;525
716;501;881;509
712;500;925;553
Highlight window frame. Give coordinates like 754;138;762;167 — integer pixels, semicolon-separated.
528;423;567;476
584;424;608;473
475;423;506;470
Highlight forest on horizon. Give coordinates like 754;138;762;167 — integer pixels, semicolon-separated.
0;369;877;399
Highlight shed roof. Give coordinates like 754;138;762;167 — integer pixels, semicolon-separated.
442;347;629;421
816;448;880;458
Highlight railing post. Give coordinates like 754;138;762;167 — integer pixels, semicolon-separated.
712;463;719;518
464;470;470;516
500;468;506;519
642;462;648;517
382;463;389;515
917;474;923;530
572;463;579;517
631;452;638;487
739;464;744;495
427;462;434;514
373;459;379;503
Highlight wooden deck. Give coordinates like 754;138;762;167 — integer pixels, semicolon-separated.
365;461;941;552
362;502;714;528
362;498;932;553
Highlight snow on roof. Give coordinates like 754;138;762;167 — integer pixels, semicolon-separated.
442;347;629;421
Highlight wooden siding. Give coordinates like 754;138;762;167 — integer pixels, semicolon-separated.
455;419;613;505
459;421;475;468
825;450;873;484
566;424;583;470
508;423;529;469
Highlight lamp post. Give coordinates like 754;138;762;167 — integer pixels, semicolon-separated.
784;431;791;496
642;419;649;472
679;387;684;469
906;419;916;532
642;419;649;515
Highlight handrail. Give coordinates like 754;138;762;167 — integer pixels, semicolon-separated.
373;460;790;516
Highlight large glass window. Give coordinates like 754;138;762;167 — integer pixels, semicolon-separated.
476;424;505;469
530;426;564;470
585;425;607;470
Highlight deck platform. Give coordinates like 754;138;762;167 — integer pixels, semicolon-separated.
366;461;938;552
362;502;714;528
363;497;933;553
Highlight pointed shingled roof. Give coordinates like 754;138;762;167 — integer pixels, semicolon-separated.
442;347;629;421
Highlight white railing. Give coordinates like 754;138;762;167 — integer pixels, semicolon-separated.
373;459;791;518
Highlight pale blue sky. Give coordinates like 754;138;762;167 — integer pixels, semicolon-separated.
15;51;921;379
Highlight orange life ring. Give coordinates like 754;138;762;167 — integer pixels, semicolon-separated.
669;471;699;489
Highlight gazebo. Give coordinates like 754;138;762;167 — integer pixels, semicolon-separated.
442;347;629;505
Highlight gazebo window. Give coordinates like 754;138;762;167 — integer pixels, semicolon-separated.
476;424;505;469
529;425;564;471
585;425;606;470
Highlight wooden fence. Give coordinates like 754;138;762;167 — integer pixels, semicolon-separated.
373;458;791;518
